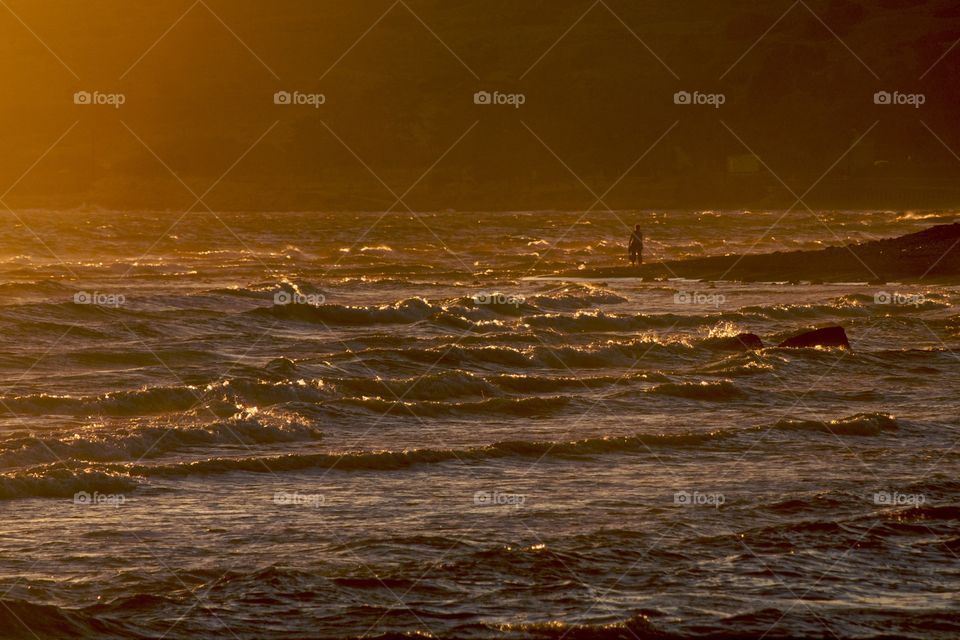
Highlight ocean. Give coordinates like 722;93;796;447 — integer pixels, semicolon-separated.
1;209;958;639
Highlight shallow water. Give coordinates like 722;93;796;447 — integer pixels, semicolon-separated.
1;209;958;639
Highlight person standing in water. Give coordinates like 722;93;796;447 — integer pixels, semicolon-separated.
628;225;644;265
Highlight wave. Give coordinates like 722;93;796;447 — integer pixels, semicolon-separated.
332;370;498;400
0;416;323;467
530;339;692;368
0;467;137;500
333;276;452;287
104;431;735;477
524;294;950;336
738;301;873;320
773;412;898;436
252;289;628;330
489;371;670;392
332;395;571;418
324;370;670;401
365;343;519;369
0;379;332;417
432;310;513;331
525;310;706;333
0;280;74;298
0;579;672;640
0;412;892;485
206;279;329;301
695;354;777;376
0;387;211;417
0;369;676;425
247;287;634;330
251;297;441;325
338;343;532;370
348;338;705;372
647;380;746;401
455;294;539;317
526;284;628;311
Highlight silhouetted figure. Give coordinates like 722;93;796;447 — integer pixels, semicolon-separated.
629;225;644;265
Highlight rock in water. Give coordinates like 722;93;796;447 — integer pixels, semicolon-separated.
778;326;850;349
710;333;764;351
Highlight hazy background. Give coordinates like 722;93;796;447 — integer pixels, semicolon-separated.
1;0;958;211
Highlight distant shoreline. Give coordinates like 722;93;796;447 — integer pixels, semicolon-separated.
560;223;960;283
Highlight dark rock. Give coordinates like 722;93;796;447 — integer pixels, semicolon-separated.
778;326;850;349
